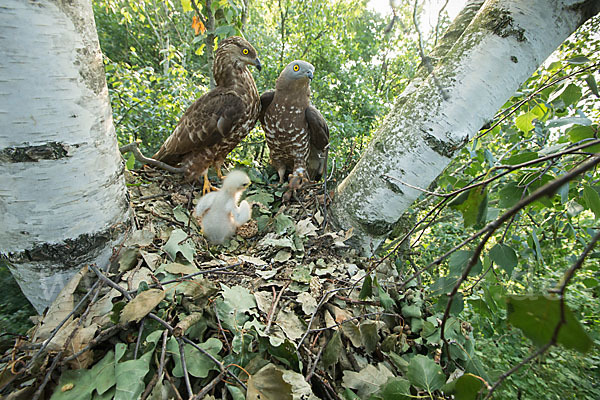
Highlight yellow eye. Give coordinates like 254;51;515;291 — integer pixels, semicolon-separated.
293;64;299;71
242;48;249;55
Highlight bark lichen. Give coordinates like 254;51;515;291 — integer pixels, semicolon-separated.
6;222;129;271
484;8;527;42
0;142;71;163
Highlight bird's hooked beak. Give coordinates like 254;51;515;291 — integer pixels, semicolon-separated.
307;70;314;80
253;58;262;71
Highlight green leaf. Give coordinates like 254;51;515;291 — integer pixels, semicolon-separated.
180;0;193;12
274;213;295;235
343;389;361;399
489;244;518;275
505;151;538;165
506;295;593;352
125;153;135;170
359;275;373;299
226;384;246;400
449;188;488;228
560;83;582;107
454;373;484;400
342;364;394;398
168;337;223;378
172;205;191;225
406;355;446;392
430;276;459;296
323;330;342;369
93;351;116;395
449;250;482;277
163;229;195;263
221;284;257;314
530;230;543;263
114;345;154;400
567;55;591;65
586;74;599;97
567;125;600;152
50;369;95;400
515;111;536;133
245;190;274;205
499;182;524;209
377;377;411;399
376;279;395;311
359;321;379;353
583;185;600;219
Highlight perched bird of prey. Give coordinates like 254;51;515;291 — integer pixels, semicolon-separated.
259;60;329;185
194;170;251;244
153;36;262;194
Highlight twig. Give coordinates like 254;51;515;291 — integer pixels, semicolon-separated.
214;302;231;352
119;142;184;174
127;263;242;295
157;329;169;383
27;277;100;370
265;281;291;333
191;370;225;400
134;319;145;359
383;174;451;197
61;325;121;364
305;345;324;382
308;312;400;333
181;337;247;390
439;155;600;362
32;278;104;400
484;230;600;398
177;337;193;399
297;286;353;349
399;154;600;289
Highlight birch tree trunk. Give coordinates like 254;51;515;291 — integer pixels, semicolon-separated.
0;0;130;313
330;0;600;255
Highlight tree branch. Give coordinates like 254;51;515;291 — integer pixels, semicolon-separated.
119;142;185;174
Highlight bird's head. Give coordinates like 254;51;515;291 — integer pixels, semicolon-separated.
216;36;262;71
277;60;315;89
222;170;251;194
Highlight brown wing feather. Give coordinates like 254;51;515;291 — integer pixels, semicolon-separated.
305;105;329;181
258;90;275;126
153;89;245;163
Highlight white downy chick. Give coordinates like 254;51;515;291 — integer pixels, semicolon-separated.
194;170;251;244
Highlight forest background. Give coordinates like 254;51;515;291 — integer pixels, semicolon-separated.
1;0;599;399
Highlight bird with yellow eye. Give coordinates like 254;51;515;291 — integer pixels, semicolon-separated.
258;60;330;195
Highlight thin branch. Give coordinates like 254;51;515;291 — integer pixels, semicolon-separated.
438;155;600;362
32;279;104;400
119;142;185;174
191;370;225;400
297;286;353;349
27;277;100;370
477;62;599;140
265;281;291;333
484;230;600;398
177;337;193;399
399;154;600;289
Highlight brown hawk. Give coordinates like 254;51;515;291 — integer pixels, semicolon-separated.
259;60;329;185
153;36;261;193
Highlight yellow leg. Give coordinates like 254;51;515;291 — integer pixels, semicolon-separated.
202;171;217;195
215;165;224;180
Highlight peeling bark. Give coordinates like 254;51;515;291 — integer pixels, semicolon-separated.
330;0;600;255
0;0;130;312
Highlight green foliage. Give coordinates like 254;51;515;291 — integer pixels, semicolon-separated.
398;14;600;400
0;261;35;335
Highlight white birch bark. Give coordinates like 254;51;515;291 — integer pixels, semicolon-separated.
331;0;600;255
0;0;130;313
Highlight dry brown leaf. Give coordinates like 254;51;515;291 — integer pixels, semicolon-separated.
120;289;166;324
